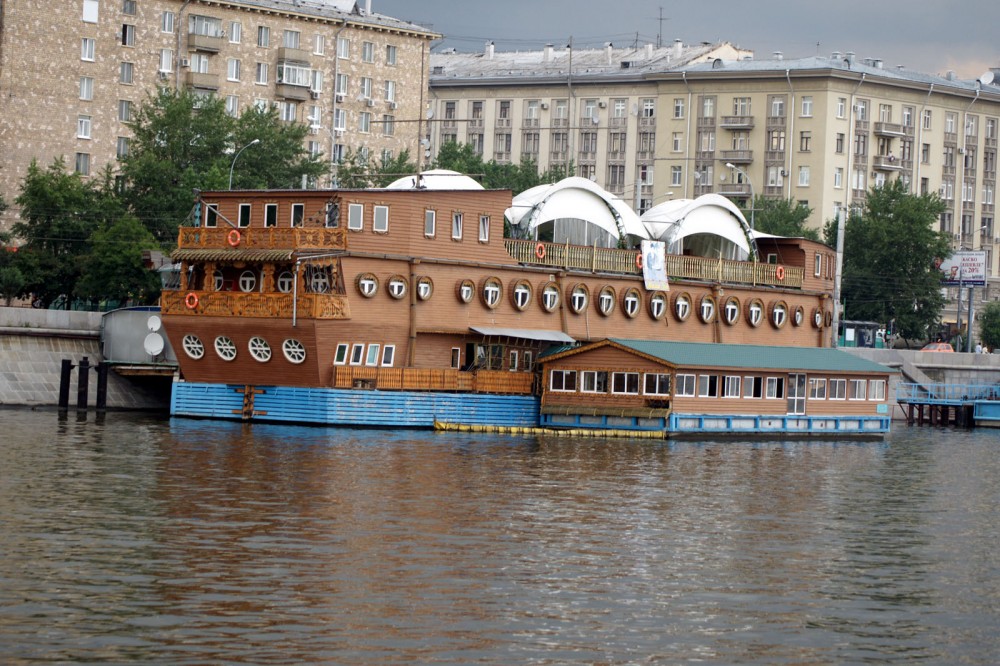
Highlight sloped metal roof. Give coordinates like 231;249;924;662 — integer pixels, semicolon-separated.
608;339;895;374
172;248;294;262
471;326;575;343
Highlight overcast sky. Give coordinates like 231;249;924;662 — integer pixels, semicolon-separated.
374;0;998;79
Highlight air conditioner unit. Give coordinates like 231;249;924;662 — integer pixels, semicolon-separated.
335;129;344;137
389;101;398;110
540;102;549;110
310;90;320;99
335;93;345;103
598;100;607;108
180;57;190;68
366;98;375;107
309;126;319;135
158;71;169;81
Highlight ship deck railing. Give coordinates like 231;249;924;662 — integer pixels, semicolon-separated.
177;226;347;251
504;238;803;288
334;366;534;395
161;289;350;319
896;382;1000;405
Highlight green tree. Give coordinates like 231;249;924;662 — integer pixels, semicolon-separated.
836;180;950;342
334;148;418;188
75;216;162;305
12;159;125;308
121;88;327;244
745;197;819;241
978;301;1000;351
432;141;486;179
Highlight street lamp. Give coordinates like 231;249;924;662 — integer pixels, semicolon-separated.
725;162;754;230
228;138;260;189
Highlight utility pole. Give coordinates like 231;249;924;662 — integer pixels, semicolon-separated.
832;207;846;347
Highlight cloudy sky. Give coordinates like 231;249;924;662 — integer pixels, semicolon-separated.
374;0;998;79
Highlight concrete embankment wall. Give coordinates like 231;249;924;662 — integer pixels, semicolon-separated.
0;307;169;410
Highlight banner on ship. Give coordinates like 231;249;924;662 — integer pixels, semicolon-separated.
641;240;669;291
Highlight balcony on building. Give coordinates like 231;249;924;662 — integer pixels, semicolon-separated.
696;117;716;129
638;116;656;128
874;122;905;137
719;149;753;164
766;116;786;129
765;150;785;162
188;33;224;53
720;115;755;130
277;46;311;64
185;71;219;90
718;182;752;197
276;83;310;101
872;154;903;171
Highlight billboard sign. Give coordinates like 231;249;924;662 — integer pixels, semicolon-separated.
937;251;987;287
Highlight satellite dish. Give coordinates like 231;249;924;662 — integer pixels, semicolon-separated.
143;332;164;356
980;71;995;86
630;103;639;116
147;314;161;332
426;108;434;119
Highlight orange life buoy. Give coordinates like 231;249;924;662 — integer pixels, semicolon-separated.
184;292;199;309
227;229;241;247
535;242;546;260
775;265;785;281
636;253;643;269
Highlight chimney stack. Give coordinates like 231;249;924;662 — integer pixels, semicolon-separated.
485;41;494;59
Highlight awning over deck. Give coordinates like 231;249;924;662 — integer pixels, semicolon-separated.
172;248;295;262
470;326;575;343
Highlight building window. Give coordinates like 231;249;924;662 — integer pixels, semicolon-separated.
675;374;696;397
373;205;389;233
360;77;373;99
452;212;463;240
423;210;436;237
837;97;846;118
798;166;810;186
611;372;640;395
644;373;670;396
77;115;92;139
869;379;886;401
809;378;827;399
359;112;371;133
799;131;811;152
255;63;268;84
225;95;239;117
283;29;300;49
349;344;364;365
383;115;395;136
386;44;397;65
698;374;719;398
723;376;741;398
550;370;577;392
765;376;785;399
582;371;608;394
121;23;135;47
118;100;132;122
116;137;129;159
834;167;843;189
673;97;684;119
257;26;270;48
337;36;350;59
291;203;304;227
801;96;813;117
230;21;241;43
849;379;867;400
79;77;94;101
743;376;763;398
347;203;364;231
120;62;134;84
313;34;325;55
161;11;175;33
923;109;932;130
227;58;241;81
83;0;99;22
829;379;847;400
75;153;91;176
479;215;490;242
361;41;374;63
81;38;96;61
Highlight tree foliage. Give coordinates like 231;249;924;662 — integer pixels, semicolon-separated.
978;301;1000;351
834;180;950;341
120;88;327;243
74;216;162;305
431;141;569;192
745;197;819;241
335;148;418;188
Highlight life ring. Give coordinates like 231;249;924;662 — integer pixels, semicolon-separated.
227;229;241;247
184;292;199;309
636;253;643;269
775;265;785;281
535;242;546;260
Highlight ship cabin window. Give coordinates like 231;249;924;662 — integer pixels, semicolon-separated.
644;373;670;396
365;344;380;366
509;350;518;371
766;376;785;399
809;378;826;399
478;215;490;242
373;205;389;233
238;270;257;292
550;370;577;392
265;203;278;227
674;374;696;397
291;203;304;227
849;379;867;400
452;212;463;240
611;372;640;395
334;343;349;364
766;253;778;264
698;374;719;398
381;345;395;367
349;343;364;365
524;351;533;371
829;378;847;399
204;203;219;227
424;210;436;237
451;348;461;368
744;376;763;398
814;253;822;276
213;269;224;291
870;379;886;401
238;203;251;227
723;375;741;398
325;202;339;227
276;271;293;293
582;370;608;393
348;203;364;230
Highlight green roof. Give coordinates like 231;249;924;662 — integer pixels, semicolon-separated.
609;339;895;374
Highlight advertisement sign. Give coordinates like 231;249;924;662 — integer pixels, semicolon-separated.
937;251;987;287
641;240;670;291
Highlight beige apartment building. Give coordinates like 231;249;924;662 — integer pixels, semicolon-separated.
428;47;1000;276
0;0;437;232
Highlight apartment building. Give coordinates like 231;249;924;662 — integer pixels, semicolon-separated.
428;48;1000;275
0;0;437;232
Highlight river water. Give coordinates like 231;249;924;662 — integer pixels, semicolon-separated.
1;409;999;665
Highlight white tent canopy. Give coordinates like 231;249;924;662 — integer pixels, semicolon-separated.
640;193;753;260
506;177;646;246
384;169;484;190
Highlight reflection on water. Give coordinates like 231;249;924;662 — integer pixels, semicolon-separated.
2;410;999;664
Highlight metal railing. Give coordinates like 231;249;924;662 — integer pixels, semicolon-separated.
897;382;1000;404
162;290;351;319
333;366;534;394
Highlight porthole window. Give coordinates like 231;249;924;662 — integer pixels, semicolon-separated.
248;336;272;362
277;271;294;293
699;295;716;323
387;275;408;299
648;291;667;320
771;301;788;329
622;288;641;318
213;269;224;291
457;279;475;304
597;286;616;316
569;284;589;314
239;270;257;293
182;334;205;359
310;267;330;293
723;297;740;325
673;292;691;322
812;308;823;328
282;339;306;364
214;335;237;361
357;273;378;298
747;299;764;327
511;280;532;311
416;277;433;301
540;282;560;312
482;277;502;309
793;305;804;327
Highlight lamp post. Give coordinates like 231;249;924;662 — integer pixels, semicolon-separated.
725;162;754;230
228;138;260;189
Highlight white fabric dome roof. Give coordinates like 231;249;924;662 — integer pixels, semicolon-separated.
640;193;752;256
506;177;647;241
384;169;484;190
